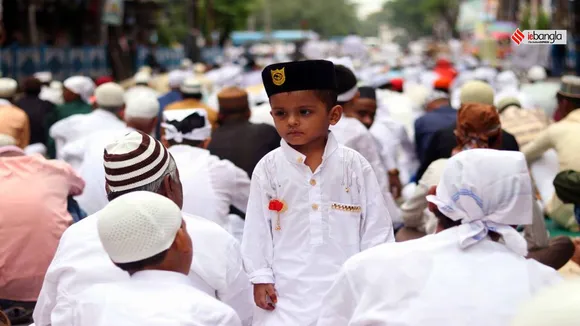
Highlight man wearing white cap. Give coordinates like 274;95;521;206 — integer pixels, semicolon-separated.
73;95;161;214
318;149;561;326
165;76;219;130
520;65;560;117
66;191;241;326
34;131;253;326
156;70;187;139
50;82;126;161
124;71;159;102
162;109;250;230
0;77;30;148
34;71;63;105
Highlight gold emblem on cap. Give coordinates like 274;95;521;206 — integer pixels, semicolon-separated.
271;67;286;86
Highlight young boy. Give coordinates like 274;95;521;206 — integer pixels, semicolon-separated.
241;60;395;326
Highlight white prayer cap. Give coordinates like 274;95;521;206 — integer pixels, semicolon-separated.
180;77;202;94
0;78;17;98
424;89;449;106
103;131;170;192
511;280;580;326
426;149;533;255
97;191;182;264
125;95;160;119
64;76;96;103
495;70;519;92
162;109;211;142
34;71;53;83
95;82;125;108
138;66;152;74
50;80;63;90
460;80;494;105
168;70;187;88
527;65;547;82
193;63;206;74
134;72;151;84
181;58;193;69
0;134;16;147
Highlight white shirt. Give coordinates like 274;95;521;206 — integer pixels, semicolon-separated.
169;145;251;230
34;212;253;326
317;227;561;326
64;270;241;326
241;132;394;326
49;109;126;160
74;127;135;215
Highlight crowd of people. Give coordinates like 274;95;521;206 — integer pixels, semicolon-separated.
1;41;580;326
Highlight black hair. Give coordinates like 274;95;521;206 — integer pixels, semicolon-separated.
182;93;203;100
434;87;450;94
23;77;42;96
433;208;462;230
312;89;338;110
115;249;169;273
358;86;376;100
168;139;204;147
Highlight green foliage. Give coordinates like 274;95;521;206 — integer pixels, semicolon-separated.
380;0;459;39
520;5;532;30
536;8;550;30
253;0;360;37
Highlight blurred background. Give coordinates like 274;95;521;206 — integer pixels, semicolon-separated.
0;0;578;81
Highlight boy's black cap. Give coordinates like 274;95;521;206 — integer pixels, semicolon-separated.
262;60;337;97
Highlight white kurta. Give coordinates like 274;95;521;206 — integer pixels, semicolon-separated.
241;132;394;326
65;270;241;326
74;127;135;214
317;227;562;326
34;213;253;326
168;145;251;230
49;109;126;160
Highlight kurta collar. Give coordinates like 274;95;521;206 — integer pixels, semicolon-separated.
132;270;192;286
280;131;339;166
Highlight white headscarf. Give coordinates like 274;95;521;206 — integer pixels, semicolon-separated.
63;76;96;103
426;149;533;256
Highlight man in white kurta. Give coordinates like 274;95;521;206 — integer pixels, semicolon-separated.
34;132;253;326
317;149;561;326
49;82;126;161
242;132;394;326
64;191;240;326
162;109;251;230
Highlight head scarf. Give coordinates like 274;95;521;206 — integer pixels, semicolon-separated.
427;149;533;255
453;103;502;154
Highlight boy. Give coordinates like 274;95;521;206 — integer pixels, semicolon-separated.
66;191;241;325
241;60;394;326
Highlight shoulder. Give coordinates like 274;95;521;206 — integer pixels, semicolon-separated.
182;213;239;249
253;148;283;175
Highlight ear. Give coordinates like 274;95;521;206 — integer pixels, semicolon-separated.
172;220;193;254
328;105;343;126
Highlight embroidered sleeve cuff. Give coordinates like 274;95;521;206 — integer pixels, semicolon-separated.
249;268;274;284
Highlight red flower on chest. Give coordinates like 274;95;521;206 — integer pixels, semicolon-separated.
268;199;284;212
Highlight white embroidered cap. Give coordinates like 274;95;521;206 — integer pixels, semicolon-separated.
180;77;202;94
125;95;160;119
97;191;182;263
95;82;125;107
34;71;53;83
162;109;211;142
64;76;96;103
426;149;533;255
103;131;170;193
168;70;187;88
134;72;152;84
0;78;17;98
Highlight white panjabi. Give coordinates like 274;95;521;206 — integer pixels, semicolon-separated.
0;78;17;98
124;95;160;119
103;131;170;193
97;191;182;264
426;149;533;256
94;82;125;107
511;280;580;326
63;76;96;103
162;109;211;142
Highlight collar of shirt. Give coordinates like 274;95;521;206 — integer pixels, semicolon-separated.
279;131;339;165
131;270;193;286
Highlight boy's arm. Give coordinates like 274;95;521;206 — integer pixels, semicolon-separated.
241;171;275;284
359;160;395;250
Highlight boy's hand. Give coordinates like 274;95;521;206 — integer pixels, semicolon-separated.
254;283;277;311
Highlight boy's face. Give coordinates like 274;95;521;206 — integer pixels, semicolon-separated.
269;90;342;146
351;98;377;129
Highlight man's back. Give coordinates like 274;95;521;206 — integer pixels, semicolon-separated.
318;227;561;326
68;271;241;326
15;96;54;145
0;155;84;301
34;212;252;326
208;120;280;177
